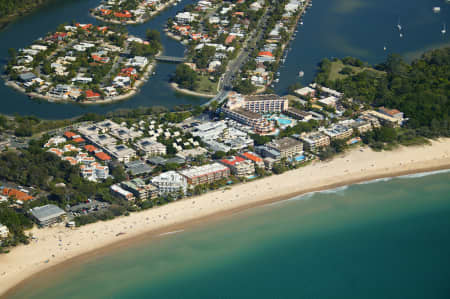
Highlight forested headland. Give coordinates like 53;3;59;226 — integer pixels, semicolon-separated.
314;47;449;148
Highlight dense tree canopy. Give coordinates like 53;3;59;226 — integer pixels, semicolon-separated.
316;48;450;138
173;64;198;89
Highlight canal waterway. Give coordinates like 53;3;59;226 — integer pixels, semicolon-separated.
0;0;448;119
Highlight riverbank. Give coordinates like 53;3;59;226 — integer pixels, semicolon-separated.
90;0;178;25
1;138;450;297
170;82;216;98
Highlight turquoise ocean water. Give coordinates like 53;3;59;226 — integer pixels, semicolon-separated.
10;171;450;298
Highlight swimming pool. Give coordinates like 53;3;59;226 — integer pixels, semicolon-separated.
268;115;293;126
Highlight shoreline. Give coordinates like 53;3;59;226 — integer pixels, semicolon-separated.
170;82;216;98
90;0;178;25
1;139;450;297
4;59;157;105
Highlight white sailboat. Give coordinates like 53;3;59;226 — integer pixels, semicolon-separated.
442;23;446;35
298;71;304;77
399;33;403;38
397;18;402;31
383;46;387;51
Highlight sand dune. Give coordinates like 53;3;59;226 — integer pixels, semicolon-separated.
1;139;450;297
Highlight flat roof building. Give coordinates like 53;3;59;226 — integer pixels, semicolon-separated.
104;144;136;163
286;108;313;121
110;184;135;201
321;124;353;140
255;145;281;159
30;204;66;226
222;107;275;134
243;94;289;113
266;137;303;159
125;160;154;176
121;178;158;200
152;171;187;195
135;138;166;158
301;132;330;151
179;163;230;186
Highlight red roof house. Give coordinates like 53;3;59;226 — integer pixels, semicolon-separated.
95;152;112;161
64;131;77;139
85;90;101;100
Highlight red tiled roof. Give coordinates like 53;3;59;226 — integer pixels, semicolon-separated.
220;156;245;166
114;11;132;18
64;131;76;139
84;145;98;152
85;90;101;99
2;188;33;202
225;34;236;45
73;137;85;143
241;152;262;162
258;51;273;57
95;152;111;161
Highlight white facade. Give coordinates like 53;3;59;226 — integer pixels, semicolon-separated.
0;223;9;238
152;171;187;195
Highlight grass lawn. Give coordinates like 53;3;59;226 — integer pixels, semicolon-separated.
328;60;386;81
194;75;218;94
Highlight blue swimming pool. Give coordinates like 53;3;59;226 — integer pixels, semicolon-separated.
268;115;293;126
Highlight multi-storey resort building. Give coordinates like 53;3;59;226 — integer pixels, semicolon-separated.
179;163;230;186
266;137;303;159
300;132;330;151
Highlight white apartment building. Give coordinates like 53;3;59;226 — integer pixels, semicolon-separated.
152;171;187;195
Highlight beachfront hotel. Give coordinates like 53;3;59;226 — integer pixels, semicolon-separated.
239;152;265;169
30;204;66;227
321;124;353;140
266;137;303;159
300;132;331;151
151;171;188;195
363;110;404;128
220;156;255;177
179;163;230;186
110;184;135;201
121;178;158;200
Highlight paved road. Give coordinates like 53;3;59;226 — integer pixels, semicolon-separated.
202;7;273;107
223;5;273;89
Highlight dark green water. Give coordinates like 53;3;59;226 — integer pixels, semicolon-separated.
10;171;450;298
0;0;448;118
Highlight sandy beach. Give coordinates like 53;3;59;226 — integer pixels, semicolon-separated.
170;82;216;98
1;139;450;297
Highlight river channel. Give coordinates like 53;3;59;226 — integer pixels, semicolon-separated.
0;0;448;119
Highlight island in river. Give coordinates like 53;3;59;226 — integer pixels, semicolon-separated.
4;22;162;104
